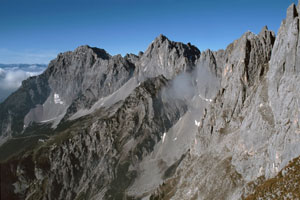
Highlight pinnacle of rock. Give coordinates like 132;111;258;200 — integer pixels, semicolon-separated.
286;3;298;25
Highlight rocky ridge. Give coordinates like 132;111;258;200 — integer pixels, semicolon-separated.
0;33;208;199
151;2;300;200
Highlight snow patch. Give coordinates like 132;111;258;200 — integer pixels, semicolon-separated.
195;120;200;127
70;77;138;120
38;139;45;143
54;93;64;104
258;167;264;176
259;103;264;108
198;94;212;102
40;117;57;123
162;132;166;143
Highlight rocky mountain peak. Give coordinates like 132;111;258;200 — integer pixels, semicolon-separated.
138;34;200;79
259;25;269;33
46;45;111;78
145;34;171;55
74;45;111;60
258;26;275;50
286;3;298;25
154;33;169;43
220;27;275;91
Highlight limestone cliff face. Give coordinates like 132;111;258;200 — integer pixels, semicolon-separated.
150;26;276;200
243;3;300;199
24;46;136;128
137;34;200;80
151;3;300;200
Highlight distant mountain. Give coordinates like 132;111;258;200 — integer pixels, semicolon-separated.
1;2;300;200
0;64;47;102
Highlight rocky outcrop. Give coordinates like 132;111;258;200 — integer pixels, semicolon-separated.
1;76;187;200
243;2;300;198
25;46;136;127
151;3;300;200
0;73;50;143
137;34;200;80
151;25;277;200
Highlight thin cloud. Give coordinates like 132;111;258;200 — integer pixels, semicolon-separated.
0;48;58;64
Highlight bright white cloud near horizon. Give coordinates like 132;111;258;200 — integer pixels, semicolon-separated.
0;64;47;102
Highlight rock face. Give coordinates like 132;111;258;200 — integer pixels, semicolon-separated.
24;46;136;128
0;46;135;143
1;2;300;200
150;26;276;200
137;34;200;80
0;34;206;199
1;76;188;200
242;3;300;199
0;73;51;144
151;3;300;200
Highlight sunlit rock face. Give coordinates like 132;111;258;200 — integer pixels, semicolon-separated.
1;2;300;200
151;3;300;200
0;33;210;200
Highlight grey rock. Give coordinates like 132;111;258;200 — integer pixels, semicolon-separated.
0;73;50;144
151;3;300;200
1;76;187;200
2;2;300;200
0;35;208;199
137;34;200;80
0;45;136;143
155;25;276;200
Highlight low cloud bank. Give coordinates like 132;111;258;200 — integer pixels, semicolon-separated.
0;64;46;102
161;63;220;107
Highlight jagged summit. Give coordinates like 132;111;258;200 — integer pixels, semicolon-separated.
286;3;298;25
147;34;200;56
259;25;269;34
153;33;169;43
138;34;200;79
75;45;111;60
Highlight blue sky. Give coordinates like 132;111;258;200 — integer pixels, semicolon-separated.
0;0;298;64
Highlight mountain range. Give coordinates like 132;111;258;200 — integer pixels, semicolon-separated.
1;2;300;200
